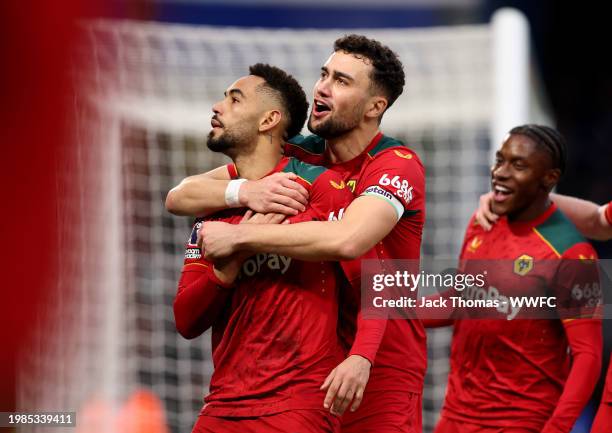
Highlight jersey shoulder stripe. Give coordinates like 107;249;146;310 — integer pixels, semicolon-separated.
533;209;587;257
367;135;408;158
282;157;328;185
286;134;326;155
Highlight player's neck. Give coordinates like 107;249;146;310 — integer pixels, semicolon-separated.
233;135;284;180
508;195;552;223
325;123;380;164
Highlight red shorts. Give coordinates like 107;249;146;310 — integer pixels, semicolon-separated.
341;391;421;433
193;410;341;433
591;402;612;433
434;416;538;433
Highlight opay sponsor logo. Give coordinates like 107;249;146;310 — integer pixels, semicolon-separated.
241;253;292;277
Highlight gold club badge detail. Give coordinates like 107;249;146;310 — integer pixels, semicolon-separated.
329;180;346;190
467;236;483;253
394;150;413;159
514;254;534;276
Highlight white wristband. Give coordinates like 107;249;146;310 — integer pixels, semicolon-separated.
225;179;247;208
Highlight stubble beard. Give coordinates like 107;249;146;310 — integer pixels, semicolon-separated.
307;104;364;139
207;127;255;159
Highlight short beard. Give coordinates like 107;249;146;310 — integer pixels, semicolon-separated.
207;129;251;159
307;105;363;139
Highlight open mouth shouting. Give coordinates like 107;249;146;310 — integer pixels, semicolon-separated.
312;99;332;119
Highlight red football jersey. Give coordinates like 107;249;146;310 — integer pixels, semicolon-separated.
286;132;427;394
174;157;353;418
603;359;612;404
442;203;602;431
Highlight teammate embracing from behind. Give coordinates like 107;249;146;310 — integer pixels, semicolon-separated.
429;125;603;433
168;35;427;433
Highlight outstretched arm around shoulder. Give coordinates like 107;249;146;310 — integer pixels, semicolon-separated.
165;165;309;217
476;192;612;241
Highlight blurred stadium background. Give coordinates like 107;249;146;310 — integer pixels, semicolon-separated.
3;1;610;433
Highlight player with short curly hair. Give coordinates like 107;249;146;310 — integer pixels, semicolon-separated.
334;34;405;110
174;64;354;433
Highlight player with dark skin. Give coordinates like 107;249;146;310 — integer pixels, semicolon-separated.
489;132;562;222
426;125;602;433
478;136;612;433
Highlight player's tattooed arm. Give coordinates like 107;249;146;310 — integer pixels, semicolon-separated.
165;166;309;217
200;195;398;261
476;192;612;240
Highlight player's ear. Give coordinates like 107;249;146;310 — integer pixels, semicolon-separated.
259;109;282;133
541;168;561;191
365;96;387;120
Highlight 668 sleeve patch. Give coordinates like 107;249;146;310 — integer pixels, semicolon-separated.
378;173;413;203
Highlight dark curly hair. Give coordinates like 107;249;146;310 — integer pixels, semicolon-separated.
509;124;567;176
334;34;405;109
249;63;308;139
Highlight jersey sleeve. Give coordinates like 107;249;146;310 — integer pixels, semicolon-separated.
358;148;425;221
294;169;385;364
553;242;602;321
542;319;602;433
602;360;612;404
340;247;388;365
173;219;233;339
605;200;612;225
